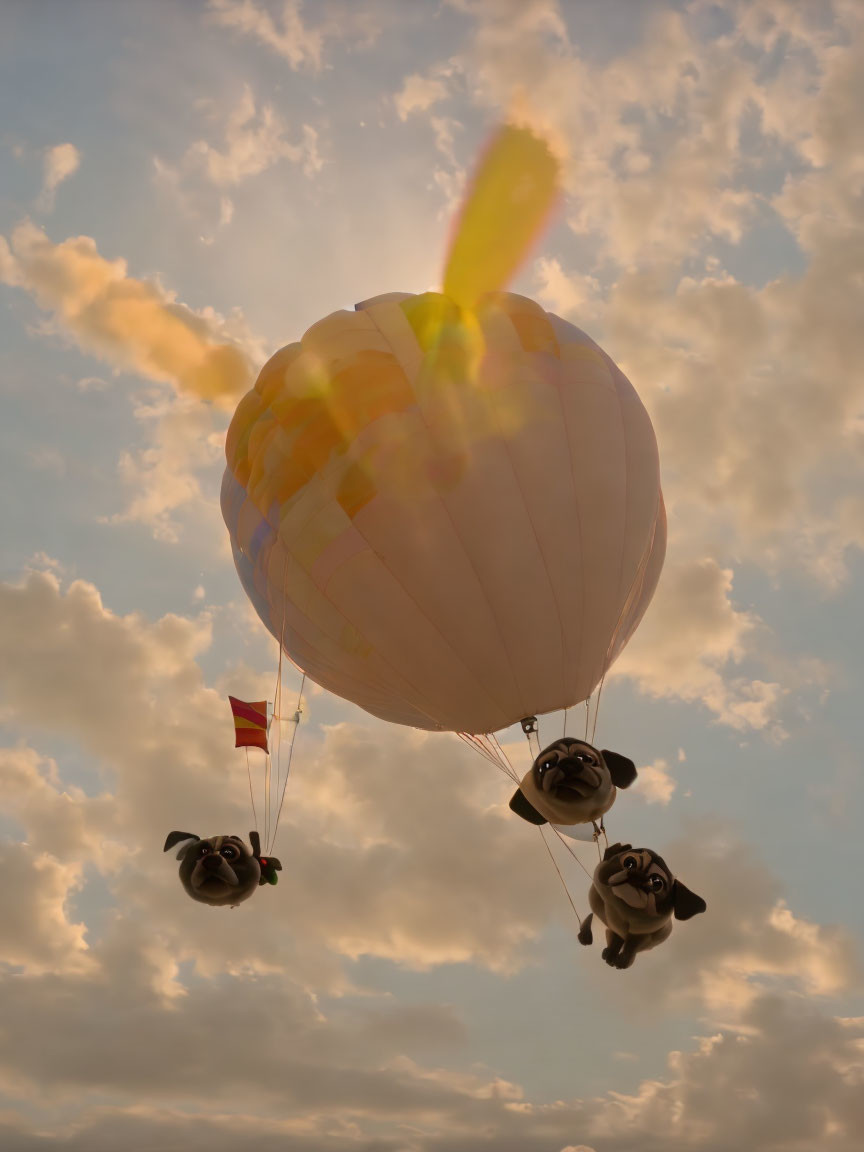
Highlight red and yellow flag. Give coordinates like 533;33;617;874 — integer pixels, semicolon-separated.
229;696;269;752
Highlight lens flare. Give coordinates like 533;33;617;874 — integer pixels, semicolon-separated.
442;123;562;311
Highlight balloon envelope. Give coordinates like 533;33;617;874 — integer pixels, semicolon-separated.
222;291;665;734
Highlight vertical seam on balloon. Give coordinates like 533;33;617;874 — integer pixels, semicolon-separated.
554;338;587;716
267;483;445;726
270;325;512;731
607;358;630;695
311;505;509;728
240;396;438;726
359;298;524;726
486;312;568;719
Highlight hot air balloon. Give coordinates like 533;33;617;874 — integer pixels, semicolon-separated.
218;124;665;873
221;285;664;729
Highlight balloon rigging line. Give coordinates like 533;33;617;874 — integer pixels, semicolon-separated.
264;749;271;854
490;732;518;781
539;826;584;928
269;671;306;855
549;824;598;881
270;553;291;840
245;747;258;834
458;729;592;926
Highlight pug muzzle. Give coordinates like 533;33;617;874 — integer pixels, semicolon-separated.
163;831;281;908
509;739;637;827
577;842;706;968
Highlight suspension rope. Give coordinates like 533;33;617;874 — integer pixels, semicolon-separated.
263;750;271;854
269;671;306;854
245;748;258;834
539;827;583;927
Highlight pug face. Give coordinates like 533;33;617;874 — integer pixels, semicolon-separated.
578;842;707;968
593;842;706;931
594;845;677;918
510;739;637;826
169;834;261;907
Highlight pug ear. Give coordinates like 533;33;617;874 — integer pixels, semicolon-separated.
601;750;638;788
672;880;707;920
509;788;548;825
603;841;632;861
249;830;261;858
164;831;199;854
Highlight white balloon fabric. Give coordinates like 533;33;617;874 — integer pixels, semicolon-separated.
222;291;665;735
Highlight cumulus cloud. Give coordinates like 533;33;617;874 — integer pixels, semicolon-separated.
585;824;861;1030
0;568;861;1151
395;63;460;121
442;0;864;588
0;568;559;984
633;758;676;805
0;841;92;975
0;221;253;408
185;85;323;186
606;258;864;587
105;391;225;541
612;557;785;733
0;219;256;536
207;0;380;70
36;142;81;212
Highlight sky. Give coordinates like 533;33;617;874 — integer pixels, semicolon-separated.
1;0;863;1149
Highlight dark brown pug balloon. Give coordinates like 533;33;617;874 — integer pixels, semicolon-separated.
509;738;637;829
578;842;706;968
163;831;281;908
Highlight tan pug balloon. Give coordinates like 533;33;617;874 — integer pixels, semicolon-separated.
578;842;706;968
509;738;638;833
164;831;281;908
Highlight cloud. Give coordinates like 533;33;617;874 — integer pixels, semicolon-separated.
0;983;862;1152
584;824;861;1030
0;568;559;984
612;557;785;733
0;221;253;408
436;0;864;588
395;64;460;120
186;85;323;186
0;840;92;975
534;256;602;328
36;143;81;212
0;568;861;1151
605;254;864;587
105;390;225;541
633;758;676;805
0;220;256;536
207;0;380;70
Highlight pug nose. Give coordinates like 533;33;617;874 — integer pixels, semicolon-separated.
202;855;223;871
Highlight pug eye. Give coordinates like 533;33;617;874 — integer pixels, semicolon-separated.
623;856;638;870
197;845;211;858
649;875;665;892
220;846;238;860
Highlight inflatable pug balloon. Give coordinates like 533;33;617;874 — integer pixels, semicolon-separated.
163;831;281;908
577;842;706;968
509;738;637;830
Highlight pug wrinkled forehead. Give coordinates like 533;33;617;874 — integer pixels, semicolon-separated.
163;831;281;908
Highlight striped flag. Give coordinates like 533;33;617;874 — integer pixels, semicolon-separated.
229;696;269;752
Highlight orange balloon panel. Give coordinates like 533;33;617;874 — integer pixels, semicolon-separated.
221;291;666;734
